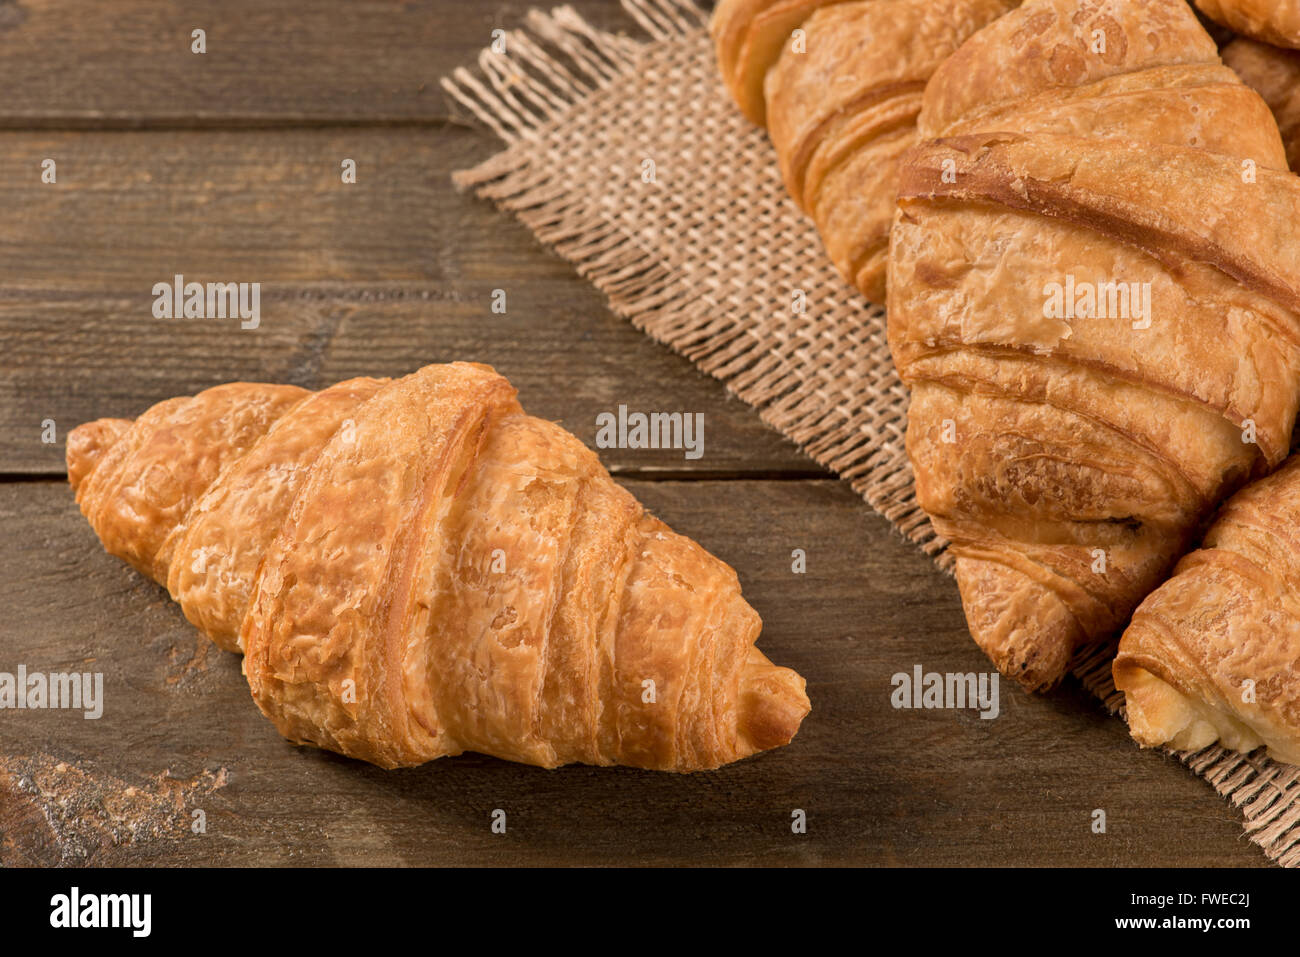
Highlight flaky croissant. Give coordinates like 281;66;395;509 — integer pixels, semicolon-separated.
67;362;810;771
710;0;1017;301
1223;37;1300;171
1114;457;1300;765
1194;0;1300;49
888;0;1300;690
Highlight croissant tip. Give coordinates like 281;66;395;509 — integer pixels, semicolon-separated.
739;656;811;753
66;417;132;493
1112;657;1200;750
954;557;1080;693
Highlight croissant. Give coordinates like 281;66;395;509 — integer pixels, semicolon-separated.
710;0;1017;301
1223;37;1300;171
888;0;1300;690
1194;0;1300;49
1114;457;1300;765
67;362;810;771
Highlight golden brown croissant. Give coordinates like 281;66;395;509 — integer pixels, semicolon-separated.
1223;37;1300;170
888;0;1300;690
67;362;810;771
1194;0;1300;49
710;0;1017;301
1114;457;1300;765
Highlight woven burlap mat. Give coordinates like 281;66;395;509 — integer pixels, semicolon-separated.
443;0;1300;866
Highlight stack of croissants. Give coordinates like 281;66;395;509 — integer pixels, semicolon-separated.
68;0;1300;775
715;0;1300;765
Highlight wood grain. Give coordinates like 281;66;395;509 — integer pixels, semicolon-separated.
0;126;816;477
0;481;1266;866
0;129;560;285
0;284;819;478
0;0;636;127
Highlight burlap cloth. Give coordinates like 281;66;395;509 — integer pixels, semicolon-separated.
444;0;1300;866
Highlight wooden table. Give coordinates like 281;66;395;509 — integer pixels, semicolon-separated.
0;0;1266;866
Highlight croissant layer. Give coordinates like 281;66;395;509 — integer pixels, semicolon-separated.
69;362;810;772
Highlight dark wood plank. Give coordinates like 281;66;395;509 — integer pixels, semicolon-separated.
0;285;819;478
0;480;1266;866
0;128;547;285
0;0;639;126
0;125;817;477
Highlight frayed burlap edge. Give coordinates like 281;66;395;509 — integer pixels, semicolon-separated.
443;0;1300;866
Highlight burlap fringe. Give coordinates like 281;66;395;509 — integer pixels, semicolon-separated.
444;0;944;566
443;0;1300;867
